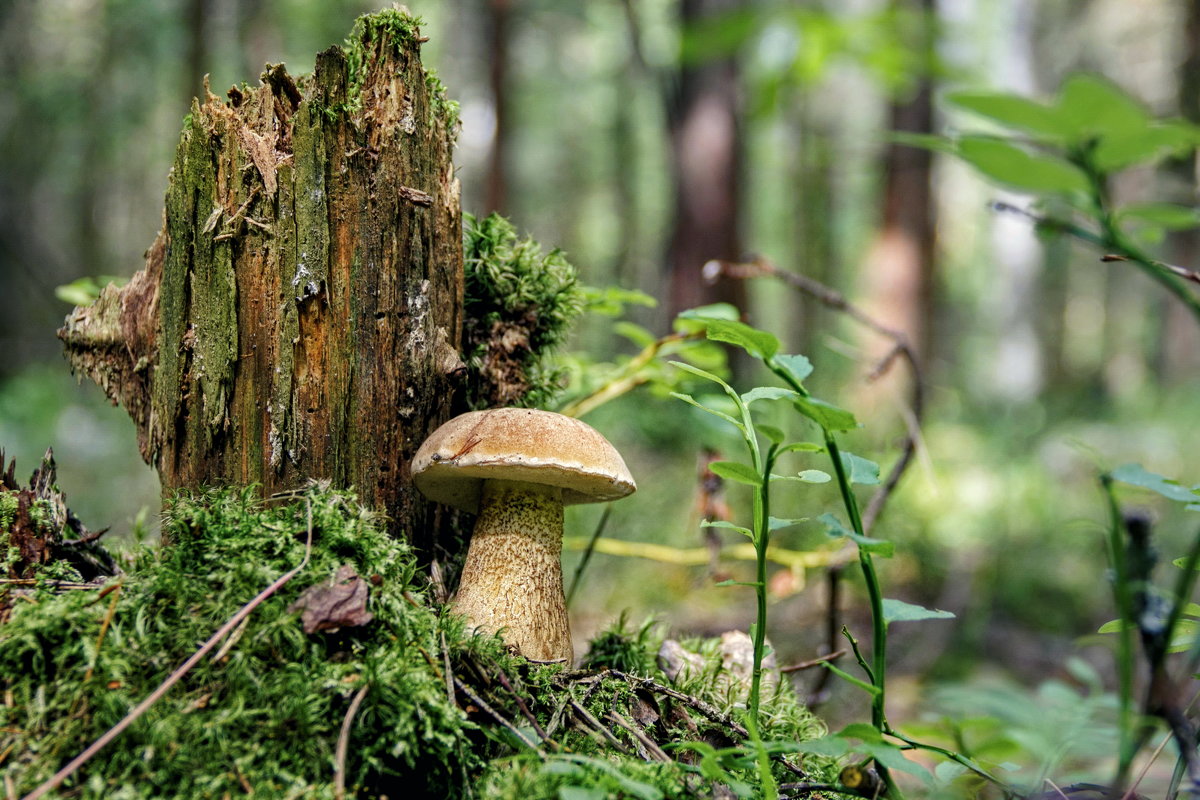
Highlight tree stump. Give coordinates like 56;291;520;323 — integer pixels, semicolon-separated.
59;11;463;553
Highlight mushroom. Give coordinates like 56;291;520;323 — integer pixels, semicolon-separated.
411;408;636;662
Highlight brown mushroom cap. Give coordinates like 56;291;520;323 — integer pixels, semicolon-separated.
411;408;636;513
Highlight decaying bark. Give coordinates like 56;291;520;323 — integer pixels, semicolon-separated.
59;12;463;552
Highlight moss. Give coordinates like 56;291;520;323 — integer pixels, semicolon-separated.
1;488;835;797
425;68;461;135
461;213;585;409
344;8;424;99
0;491;17;532
1;486;494;797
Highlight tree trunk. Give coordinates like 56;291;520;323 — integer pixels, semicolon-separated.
664;0;747;321
859;0;936;370
58;12;464;554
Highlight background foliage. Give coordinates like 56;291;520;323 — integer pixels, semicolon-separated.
6;0;1200;795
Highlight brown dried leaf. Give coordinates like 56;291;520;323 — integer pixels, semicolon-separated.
289;564;375;634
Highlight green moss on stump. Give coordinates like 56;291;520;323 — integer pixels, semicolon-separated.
462;213;585;409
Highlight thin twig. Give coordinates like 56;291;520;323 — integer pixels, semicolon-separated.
599;670;750;739
608;709;671;762
567;697;633;754
440;630;456;706
565;506;612;609
210;615;250;664
334;684;370;800
84;584;121;683
22;498;317;800
780;649;846;674
452;675;545;757
490;662;551;744
0;579;98;589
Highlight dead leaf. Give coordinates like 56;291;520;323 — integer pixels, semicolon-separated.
289;564;375;634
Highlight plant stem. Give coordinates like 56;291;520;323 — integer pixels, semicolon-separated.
825;435;887;731
1079;151;1200;326
765;359;898;796
749;449;772;724
1101;474;1137;789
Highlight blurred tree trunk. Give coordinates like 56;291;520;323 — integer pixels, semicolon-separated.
485;0;512;214
1160;0;1200;382
58;16;464;554
664;0;747;320
859;0;936;370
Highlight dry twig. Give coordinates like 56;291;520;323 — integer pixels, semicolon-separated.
334;684;370;800
453;675;545;757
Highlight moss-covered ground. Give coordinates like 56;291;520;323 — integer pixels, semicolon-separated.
0;485;836;798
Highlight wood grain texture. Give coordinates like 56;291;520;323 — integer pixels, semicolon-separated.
60;14;463;553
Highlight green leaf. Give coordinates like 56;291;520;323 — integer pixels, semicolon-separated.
768;516;806;531
837;723;885;742
715;579;764;588
1110;463;1199;503
677;303;740;321
559;787;605;800
956;136;1090;194
670;360;733;390
1100;617;1199;653
796;469;832;484
946;90;1072;139
882;598;956;625
581;285;657;316
757;424;786;444
741;386;795;405
773;353;814;384
859;741;934;784
889;131;958;155
935;761;968;784
554;756;664;800
819;512;894;557
709;460;762;486
703;318;780;359
1093;124;1200;172
840;451;881;485
1057;73;1151;141
701;520;753;538
1117;203;1200;231
790;736;851;757
779;441;824;455
614;321;658;348
55;277;104;306
670;392;743;431
793;396;859;432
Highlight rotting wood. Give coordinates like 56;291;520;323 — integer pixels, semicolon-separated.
58;11;464;553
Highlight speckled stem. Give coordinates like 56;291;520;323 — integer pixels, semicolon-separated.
453;479;572;663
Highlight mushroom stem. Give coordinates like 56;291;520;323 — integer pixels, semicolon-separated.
453;478;572;663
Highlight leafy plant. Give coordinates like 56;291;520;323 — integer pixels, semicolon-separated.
668;308;980;799
912;73;1200;323
1097;463;1200;796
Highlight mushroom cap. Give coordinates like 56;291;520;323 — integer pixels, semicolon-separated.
411;408;636;513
